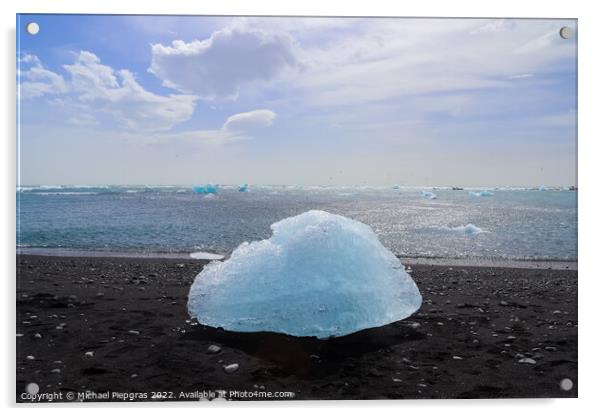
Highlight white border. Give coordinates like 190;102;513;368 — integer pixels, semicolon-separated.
2;0;600;414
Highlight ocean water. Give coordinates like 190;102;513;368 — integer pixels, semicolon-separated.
16;185;577;262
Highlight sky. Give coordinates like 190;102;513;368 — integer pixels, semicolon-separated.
17;15;577;186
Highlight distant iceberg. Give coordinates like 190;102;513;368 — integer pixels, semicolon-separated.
193;184;219;194
187;210;422;338
238;184;249;192
421;191;437;199
469;190;494;197
538;186;548;191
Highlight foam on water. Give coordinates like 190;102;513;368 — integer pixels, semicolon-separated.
445;224;486;235
190;251;225;260
469;191;494;197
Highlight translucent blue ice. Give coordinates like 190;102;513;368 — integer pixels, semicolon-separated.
238;184;249;192
193;184;219;194
187;210;422;338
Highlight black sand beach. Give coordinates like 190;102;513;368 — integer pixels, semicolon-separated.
16;254;577;401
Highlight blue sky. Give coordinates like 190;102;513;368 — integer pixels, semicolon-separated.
17;15;577;186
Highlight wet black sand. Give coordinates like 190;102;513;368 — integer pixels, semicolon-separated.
16;255;577;401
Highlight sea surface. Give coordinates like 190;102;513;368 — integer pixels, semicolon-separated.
16;185;578;262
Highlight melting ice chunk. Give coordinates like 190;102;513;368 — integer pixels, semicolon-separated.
187;210;422;338
238;184;249;192
421;191;437;199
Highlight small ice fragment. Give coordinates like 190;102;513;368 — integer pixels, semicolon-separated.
223;363;239;373
452;356;463;360
128;330;140;335
421;191;437;199
238;184;249;192
26;355;35;360
518;358;536;364
538;186;548;191
190;252;224;260
85;351;94;357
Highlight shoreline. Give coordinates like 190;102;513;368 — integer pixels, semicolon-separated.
17;247;578;270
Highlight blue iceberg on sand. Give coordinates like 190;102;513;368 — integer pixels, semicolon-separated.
238;184;249;192
187;210;422;338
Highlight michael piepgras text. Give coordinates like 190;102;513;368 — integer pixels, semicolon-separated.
21;389;296;402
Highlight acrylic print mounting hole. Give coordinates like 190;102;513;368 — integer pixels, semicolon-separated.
26;22;39;35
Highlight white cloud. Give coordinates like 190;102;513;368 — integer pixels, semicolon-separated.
274;18;576;108
222;109;276;131
130;109;277;146
469;19;517;35
19;54;68;99
67;113;99;127
149;26;298;100
20;51;199;132
63;51;198;131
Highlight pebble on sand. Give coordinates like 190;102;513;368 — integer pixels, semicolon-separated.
207;345;222;354
223;363;239;373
